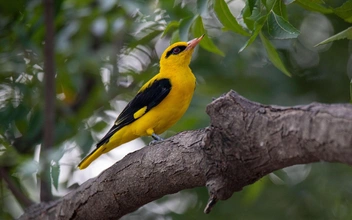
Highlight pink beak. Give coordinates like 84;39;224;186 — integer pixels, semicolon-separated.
186;34;204;50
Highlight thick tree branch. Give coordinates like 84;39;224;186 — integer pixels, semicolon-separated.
202;90;352;211
20;91;352;219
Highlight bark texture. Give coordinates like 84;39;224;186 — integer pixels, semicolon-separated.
20;91;352;219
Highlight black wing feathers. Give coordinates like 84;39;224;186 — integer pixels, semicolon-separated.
96;78;172;147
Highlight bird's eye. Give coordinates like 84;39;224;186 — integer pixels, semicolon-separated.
172;47;181;54
165;45;186;58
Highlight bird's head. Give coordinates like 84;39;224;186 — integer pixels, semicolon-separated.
160;35;204;68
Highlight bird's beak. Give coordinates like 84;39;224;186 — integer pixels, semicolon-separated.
186;34;204;50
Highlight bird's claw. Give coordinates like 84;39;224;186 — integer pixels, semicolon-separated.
149;140;159;145
149;133;164;145
152;133;164;141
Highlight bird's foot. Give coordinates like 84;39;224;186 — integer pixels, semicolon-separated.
152;133;164;141
149;134;164;145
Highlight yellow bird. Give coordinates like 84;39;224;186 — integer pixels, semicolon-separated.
78;35;204;169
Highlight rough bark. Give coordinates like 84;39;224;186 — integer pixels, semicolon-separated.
19;91;352;219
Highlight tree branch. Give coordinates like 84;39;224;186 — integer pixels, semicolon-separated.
19;91;352;219
41;0;55;202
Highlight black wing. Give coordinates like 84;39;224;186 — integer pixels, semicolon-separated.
96;78;172;146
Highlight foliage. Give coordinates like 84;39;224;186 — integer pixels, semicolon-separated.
1;0;352;219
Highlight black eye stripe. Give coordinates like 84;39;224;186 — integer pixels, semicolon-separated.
165;46;187;58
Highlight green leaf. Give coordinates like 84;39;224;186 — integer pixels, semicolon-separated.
272;0;288;19
315;27;352;46
241;0;261;31
179;16;197;41
213;0;250;36
241;3;254;30
259;32;292;77
247;0;257;12
192;16;224;56
129;30;163;48
265;0;287;17
334;0;352;23
239;15;267;52
266;11;299;39
197;0;208;15
170;30;181;44
161;21;179;37
51;164;60;191
295;0;333;14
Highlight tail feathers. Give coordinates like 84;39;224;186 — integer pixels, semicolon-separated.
78;146;106;170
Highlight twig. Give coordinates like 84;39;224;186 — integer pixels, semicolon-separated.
0;167;34;208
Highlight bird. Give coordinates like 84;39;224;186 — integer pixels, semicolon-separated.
78;35;204;169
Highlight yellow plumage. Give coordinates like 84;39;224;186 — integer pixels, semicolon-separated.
78;35;204;169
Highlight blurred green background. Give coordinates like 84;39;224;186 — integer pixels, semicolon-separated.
1;0;352;219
